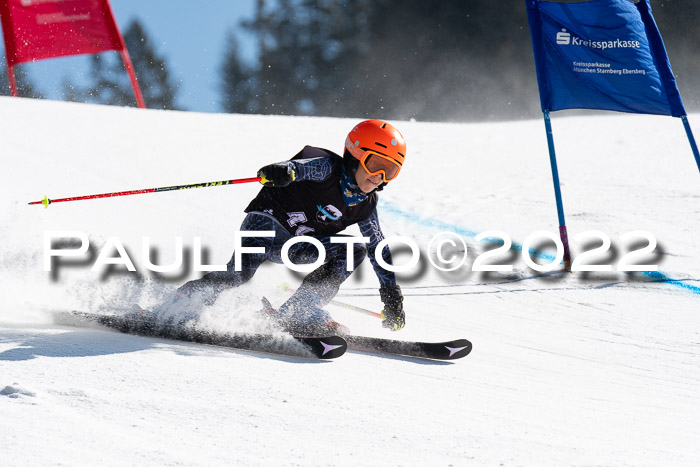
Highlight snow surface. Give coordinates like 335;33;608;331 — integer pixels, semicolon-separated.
1;96;699;466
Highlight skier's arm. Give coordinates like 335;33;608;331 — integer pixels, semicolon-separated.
258;157;334;187
358;210;405;331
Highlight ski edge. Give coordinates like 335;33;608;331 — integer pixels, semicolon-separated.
344;335;472;360
58;311;347;360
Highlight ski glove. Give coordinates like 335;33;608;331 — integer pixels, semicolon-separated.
379;284;405;331
258;162;297;187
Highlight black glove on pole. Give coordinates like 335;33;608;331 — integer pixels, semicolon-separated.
258;163;297;187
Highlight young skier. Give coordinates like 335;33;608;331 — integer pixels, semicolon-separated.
171;119;406;335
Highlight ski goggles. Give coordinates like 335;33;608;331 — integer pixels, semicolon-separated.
359;150;402;182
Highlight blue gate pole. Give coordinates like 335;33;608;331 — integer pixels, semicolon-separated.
680;116;700;174
542;110;572;271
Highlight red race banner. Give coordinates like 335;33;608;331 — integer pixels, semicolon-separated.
0;0;145;106
0;0;123;65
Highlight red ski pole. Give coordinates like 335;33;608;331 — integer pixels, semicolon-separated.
28;176;262;208
278;283;383;319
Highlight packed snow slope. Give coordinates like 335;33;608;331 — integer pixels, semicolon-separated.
1;97;699;466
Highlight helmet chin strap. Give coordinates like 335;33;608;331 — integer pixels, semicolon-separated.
372;182;386;193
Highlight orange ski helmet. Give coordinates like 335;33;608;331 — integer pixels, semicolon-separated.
344;120;406;182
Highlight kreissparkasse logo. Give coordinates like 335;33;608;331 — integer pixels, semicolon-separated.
556;28;571;45
555;27;640;49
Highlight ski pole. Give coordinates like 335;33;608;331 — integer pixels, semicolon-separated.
28;176;262;208
278;283;382;319
327;299;382;319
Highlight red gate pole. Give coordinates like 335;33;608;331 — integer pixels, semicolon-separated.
7;64;18;97
120;48;146;108
102;0;146;108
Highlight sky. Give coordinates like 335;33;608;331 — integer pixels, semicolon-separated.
2;0;257;113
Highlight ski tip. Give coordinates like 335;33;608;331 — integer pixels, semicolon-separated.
297;335;347;359
443;339;472;359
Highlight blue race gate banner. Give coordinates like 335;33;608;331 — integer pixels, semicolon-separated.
526;0;686;117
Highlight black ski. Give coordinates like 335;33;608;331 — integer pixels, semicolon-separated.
260;297;471;360
61;311;347;360
344;335;472;360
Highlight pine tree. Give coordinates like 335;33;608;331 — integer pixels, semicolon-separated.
220;0;374;116
123;20;180;110
79;19;181;109
220;31;257;113
84;52;135;106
